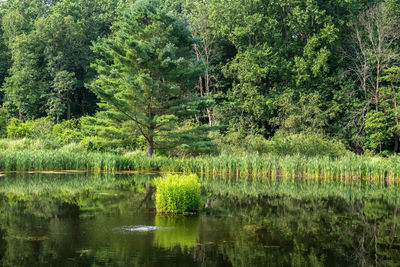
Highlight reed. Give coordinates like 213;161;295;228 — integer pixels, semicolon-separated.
1;150;400;183
155;174;201;214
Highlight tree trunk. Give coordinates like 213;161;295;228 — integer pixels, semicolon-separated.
81;89;85;115
67;100;71;120
375;58;380;111
204;64;213;126
146;137;154;157
280;5;289;45
145;183;153;201
394;101;399;152
207;107;212;126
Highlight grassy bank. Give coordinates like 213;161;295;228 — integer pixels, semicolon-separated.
1;150;400;182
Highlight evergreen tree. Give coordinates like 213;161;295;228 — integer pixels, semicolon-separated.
90;0;212;157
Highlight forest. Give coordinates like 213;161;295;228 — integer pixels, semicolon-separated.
0;0;399;158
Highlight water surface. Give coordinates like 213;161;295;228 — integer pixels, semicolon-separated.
0;173;399;266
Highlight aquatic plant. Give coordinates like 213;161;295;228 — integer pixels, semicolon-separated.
1;150;400;183
155;174;201;214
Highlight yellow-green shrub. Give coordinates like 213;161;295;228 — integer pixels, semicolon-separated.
155;174;201;214
7;118;31;138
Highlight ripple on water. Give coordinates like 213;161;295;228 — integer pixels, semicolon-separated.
114;225;173;233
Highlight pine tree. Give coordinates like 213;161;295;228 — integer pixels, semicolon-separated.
90;0;212;157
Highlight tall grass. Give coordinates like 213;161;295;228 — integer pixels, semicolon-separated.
1;150;400;183
155;174;201;214
0;150;119;172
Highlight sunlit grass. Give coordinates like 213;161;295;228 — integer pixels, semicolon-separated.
1;150;400;183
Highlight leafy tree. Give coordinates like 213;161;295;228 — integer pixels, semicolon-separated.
345;3;400;152
178;0;221;126
35;12;85;120
347;2;400;112
0;3;11;91
90;0;212;157
47;71;77;122
204;0;357;137
272;92;327;134
377;66;400;152
1;0;123;120
2;32;47;119
364;110;394;153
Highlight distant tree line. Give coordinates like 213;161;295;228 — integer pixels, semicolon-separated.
0;0;399;155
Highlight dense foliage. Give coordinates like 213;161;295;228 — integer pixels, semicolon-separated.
0;0;400;155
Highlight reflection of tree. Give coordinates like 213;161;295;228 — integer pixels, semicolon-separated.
209;195;400;266
0;195;71;266
0;174;155;266
138;183;154;210
355;200;400;266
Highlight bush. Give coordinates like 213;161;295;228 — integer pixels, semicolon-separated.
52;119;83;146
264;131;350;158
25;117;54;139
80;136;126;154
364;110;394;154
217;130;350;158
155;174;201;214
7;118;31;138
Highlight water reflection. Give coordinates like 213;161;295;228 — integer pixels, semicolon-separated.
0;173;399;266
154;215;200;250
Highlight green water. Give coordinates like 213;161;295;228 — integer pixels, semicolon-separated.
0;173;399;266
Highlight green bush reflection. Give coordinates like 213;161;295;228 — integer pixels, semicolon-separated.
154;215;200;250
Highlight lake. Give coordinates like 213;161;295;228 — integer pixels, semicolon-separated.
0;173;399;266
